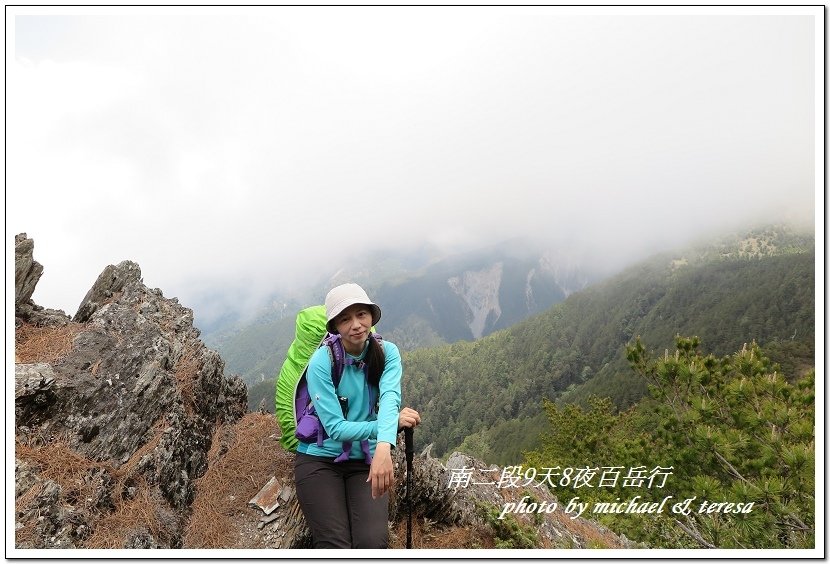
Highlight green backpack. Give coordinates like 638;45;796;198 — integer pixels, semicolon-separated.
275;304;381;453
274;305;328;451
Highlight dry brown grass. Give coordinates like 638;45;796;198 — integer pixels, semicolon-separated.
390;518;495;549
549;503;625;549
82;478;168;549
173;346;200;416
15;436;108;547
15;322;84;364
184;413;287;548
15;420;168;549
81;419;172;548
16;438;108;495
14;480;46;547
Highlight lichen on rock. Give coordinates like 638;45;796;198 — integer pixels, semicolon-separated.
14;234;247;549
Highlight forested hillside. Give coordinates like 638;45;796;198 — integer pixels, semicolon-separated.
525;336;815;549
233;240;601;410
402;228;814;465
207;315;297;390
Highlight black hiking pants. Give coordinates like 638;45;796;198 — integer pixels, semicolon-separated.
294;452;389;548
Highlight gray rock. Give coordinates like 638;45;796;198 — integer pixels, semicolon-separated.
14;233;70;327
389;439;637;549
15;363;56;400
15;233;43;311
14;234;631;551
73;261;142;323
14;236;248;549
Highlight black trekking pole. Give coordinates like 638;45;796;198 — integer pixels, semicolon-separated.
404;426;414;549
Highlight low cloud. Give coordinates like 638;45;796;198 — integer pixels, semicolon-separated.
8;7;819;321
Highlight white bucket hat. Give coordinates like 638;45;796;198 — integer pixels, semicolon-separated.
325;283;382;333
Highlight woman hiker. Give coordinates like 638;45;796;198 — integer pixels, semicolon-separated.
294;282;421;548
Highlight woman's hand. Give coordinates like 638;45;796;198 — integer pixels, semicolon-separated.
367;442;394;499
398;407;421;430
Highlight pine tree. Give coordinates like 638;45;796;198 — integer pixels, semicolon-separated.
524;336;815;548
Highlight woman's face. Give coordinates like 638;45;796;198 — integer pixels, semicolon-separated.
334;304;373;354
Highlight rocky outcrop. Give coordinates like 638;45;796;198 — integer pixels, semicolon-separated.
73;261;143;323
14;234;247;549
386;446;635;549
14;233;632;551
240;433;635;549
15;233;42;309
14;233;70;328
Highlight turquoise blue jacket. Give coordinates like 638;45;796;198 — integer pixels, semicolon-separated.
296;338;402;460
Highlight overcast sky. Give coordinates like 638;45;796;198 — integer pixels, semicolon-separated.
7;6;821;323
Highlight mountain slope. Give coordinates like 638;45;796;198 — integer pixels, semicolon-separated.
13;234;632;551
400;226;815;464
210;239;602;395
375;242;593;342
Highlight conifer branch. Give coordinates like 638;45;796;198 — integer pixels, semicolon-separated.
714;450;750;485
673;517;716;549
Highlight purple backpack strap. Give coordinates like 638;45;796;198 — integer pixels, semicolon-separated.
294;334;346;449
323;333;364;463
358;384;377;464
324;333;346;389
330;333;383;464
333;357;377;464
